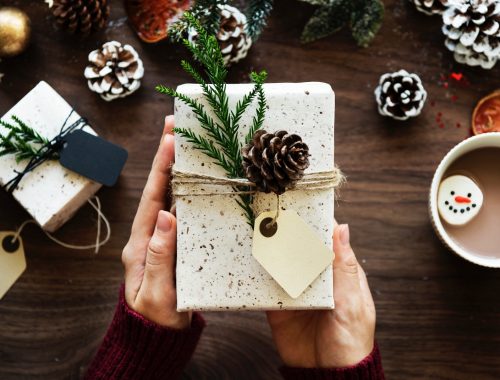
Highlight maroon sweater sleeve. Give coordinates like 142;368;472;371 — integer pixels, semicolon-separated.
280;343;385;380
85;286;205;380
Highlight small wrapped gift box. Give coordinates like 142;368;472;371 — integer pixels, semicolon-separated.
174;82;335;311
0;81;101;232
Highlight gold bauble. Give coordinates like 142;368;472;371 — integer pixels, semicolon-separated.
0;7;31;58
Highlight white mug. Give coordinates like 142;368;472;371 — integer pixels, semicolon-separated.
429;132;500;268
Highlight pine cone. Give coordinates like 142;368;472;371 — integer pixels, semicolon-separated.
188;4;253;66
242;130;310;195
442;0;500;69
374;70;427;120
84;41;144;101
410;0;448;15
51;0;110;36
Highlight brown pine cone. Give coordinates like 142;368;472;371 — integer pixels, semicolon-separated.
84;41;144;101
51;0;110;36
242;130;310;195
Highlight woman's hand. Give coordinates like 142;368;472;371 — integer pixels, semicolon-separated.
266;224;376;368
121;115;190;329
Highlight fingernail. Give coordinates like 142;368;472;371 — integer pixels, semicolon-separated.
157;211;172;232
339;224;350;246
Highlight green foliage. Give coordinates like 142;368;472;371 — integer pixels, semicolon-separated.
157;13;268;226
350;0;384;48
169;0;273;44
246;0;274;39
169;0;226;42
0;115;52;163
299;0;384;47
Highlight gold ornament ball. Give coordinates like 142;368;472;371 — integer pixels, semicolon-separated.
0;7;31;58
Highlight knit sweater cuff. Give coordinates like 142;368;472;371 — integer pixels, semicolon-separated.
85;285;206;380
280;343;385;380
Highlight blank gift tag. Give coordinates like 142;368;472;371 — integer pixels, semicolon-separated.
0;232;26;300
252;210;334;299
60;130;128;186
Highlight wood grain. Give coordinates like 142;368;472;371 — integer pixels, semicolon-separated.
1;0;500;379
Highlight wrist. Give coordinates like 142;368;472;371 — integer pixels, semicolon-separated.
125;286;191;329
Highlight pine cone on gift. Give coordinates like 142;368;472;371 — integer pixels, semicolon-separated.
374;70;427;121
189;4;253;66
410;0;448;15
51;0;110;36
84;41;144;101
242;130;310;195
442;0;500;69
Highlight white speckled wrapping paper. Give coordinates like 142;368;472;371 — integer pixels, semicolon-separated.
175;82;335;311
0;81;101;232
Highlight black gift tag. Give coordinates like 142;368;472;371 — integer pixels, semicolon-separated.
59;130;128;186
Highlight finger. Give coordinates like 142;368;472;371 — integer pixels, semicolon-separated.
141;211;177;292
164;115;175;135
333;224;361;294
131;133;175;238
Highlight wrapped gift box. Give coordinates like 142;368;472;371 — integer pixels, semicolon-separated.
174;82;335;311
0;81;101;232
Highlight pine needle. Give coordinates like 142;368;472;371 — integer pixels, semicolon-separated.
156;12;268;226
0;115;52;163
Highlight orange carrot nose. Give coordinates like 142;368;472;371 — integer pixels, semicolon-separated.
455;196;471;204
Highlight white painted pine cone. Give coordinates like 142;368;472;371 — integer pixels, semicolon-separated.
374;70;427;121
188;4;252;66
442;0;500;69
84;41;144;101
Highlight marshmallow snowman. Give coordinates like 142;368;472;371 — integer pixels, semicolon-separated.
438;175;483;226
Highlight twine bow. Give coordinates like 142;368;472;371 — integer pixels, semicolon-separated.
2;110;87;193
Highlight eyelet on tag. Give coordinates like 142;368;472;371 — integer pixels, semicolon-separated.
2;234;20;253
0;231;26;300
259;217;278;237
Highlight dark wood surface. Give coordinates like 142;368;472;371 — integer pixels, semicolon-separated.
1;1;500;379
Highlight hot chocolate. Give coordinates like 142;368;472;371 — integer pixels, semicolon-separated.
442;147;500;259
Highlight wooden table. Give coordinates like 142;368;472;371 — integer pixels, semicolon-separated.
1;1;499;379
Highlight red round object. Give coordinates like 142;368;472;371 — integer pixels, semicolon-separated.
124;0;192;43
472;91;500;135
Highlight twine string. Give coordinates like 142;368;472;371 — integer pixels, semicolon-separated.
267;194;280;229
10;196;111;254
171;166;345;197
3;110;88;193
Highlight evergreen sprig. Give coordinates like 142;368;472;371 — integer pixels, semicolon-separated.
169;0;273;44
169;0;227;42
300;0;384;47
0;115;52;163
157;13;268;226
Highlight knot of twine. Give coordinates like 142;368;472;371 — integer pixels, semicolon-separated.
171;166;345;197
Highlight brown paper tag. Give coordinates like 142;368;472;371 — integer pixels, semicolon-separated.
0;232;26;300
252;210;334;299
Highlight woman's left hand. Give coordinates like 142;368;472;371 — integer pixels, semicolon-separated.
121;115;190;329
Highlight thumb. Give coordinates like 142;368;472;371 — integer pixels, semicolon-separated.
142;210;177;291
333;224;361;293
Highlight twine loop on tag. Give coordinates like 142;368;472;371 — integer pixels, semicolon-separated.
171;166;345;197
3;110;88;193
9;196;111;254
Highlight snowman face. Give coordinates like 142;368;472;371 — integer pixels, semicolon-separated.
438;175;483;226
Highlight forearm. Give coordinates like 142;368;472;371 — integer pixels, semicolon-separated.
280;343;385;380
85;286;205;380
